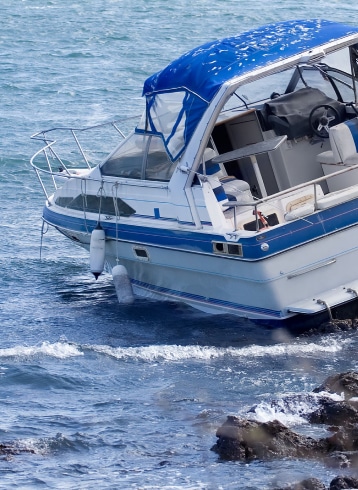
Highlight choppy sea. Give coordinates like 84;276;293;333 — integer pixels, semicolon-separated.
1;1;358;488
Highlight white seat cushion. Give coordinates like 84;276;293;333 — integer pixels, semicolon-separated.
316;150;336;164
329;118;358;164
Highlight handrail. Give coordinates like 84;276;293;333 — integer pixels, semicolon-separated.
30;119;131;197
30;116;138;142
225;162;358;230
31;122;358;232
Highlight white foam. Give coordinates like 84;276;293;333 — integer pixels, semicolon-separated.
0;341;83;359
88;344;220;362
0;337;344;363
249;389;344;426
226;338;346;358
87;337;346;363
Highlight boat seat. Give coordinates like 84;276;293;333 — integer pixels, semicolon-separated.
317;118;358;166
199;148;253;209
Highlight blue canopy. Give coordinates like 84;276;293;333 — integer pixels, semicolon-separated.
138;19;358;161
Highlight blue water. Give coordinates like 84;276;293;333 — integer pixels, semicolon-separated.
1;1;358;488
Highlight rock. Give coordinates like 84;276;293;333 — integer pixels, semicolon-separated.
212;416;358;461
0;443;35;456
309;401;358;425
329;476;358;489
313;372;358;400
275;478;326;490
212;370;358;488
304;320;354;336
325;451;353;469
211;416;323;461
325;425;358;452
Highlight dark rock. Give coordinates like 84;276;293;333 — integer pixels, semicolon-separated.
0;443;35;456
212;416;358;461
211;416;323;461
313;372;358;399
329;476;358;489
325;451;353;468
304;320;354;336
325;425;358;452
275;478;326;490
213;370;358;477
309;401;358;425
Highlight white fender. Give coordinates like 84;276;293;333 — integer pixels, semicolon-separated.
90;223;106;279
112;265;134;304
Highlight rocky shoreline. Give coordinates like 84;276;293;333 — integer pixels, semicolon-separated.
212;370;358;489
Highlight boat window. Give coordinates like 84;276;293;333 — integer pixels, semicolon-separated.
101;133;145;179
144;136;175;181
137;91;188;161
55;195;135;217
325;46;352;74
223;46;357;114
351;44;358;79
294;65;355;102
100;133;174;182
222;68;296;113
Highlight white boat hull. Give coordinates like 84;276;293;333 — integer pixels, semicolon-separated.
53;212;358;322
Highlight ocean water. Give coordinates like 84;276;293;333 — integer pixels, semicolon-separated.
1;1;358;488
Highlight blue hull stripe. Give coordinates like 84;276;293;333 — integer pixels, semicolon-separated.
44;195;358;260
132;279;283;318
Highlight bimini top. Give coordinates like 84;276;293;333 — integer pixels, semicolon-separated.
138;19;358;161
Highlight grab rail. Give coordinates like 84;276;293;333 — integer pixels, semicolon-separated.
227;162;358;230
30;119;132;198
31;120;358;232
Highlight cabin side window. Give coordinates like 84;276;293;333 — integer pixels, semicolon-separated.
100;133;174;182
145;135;175;181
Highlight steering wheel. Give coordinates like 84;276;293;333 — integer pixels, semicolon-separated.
309;104;341;138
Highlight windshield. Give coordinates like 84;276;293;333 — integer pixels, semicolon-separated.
222;44;358;114
101;133;175;182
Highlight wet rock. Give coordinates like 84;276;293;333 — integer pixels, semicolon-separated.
275;478;326;490
212;416;358;462
274;475;358;490
329;476;358;489
309;401;358;425
212;371;358;490
313;372;358;399
213;371;358;477
325;451;355;469
0;443;35;457
211;416;323;461
304;320;355;336
325;425;358;453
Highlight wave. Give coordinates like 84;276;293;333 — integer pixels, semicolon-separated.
0;341;83;360
248;391;343;426
0;432;90;457
86;336;347;362
0;336;347;363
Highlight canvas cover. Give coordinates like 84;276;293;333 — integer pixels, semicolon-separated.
137;19;358;161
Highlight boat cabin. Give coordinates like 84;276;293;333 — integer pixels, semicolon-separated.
96;35;358;232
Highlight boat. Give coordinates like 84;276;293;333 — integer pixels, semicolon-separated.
31;19;358;325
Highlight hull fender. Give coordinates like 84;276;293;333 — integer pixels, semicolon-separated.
90;223;106;279
112;265;134;304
